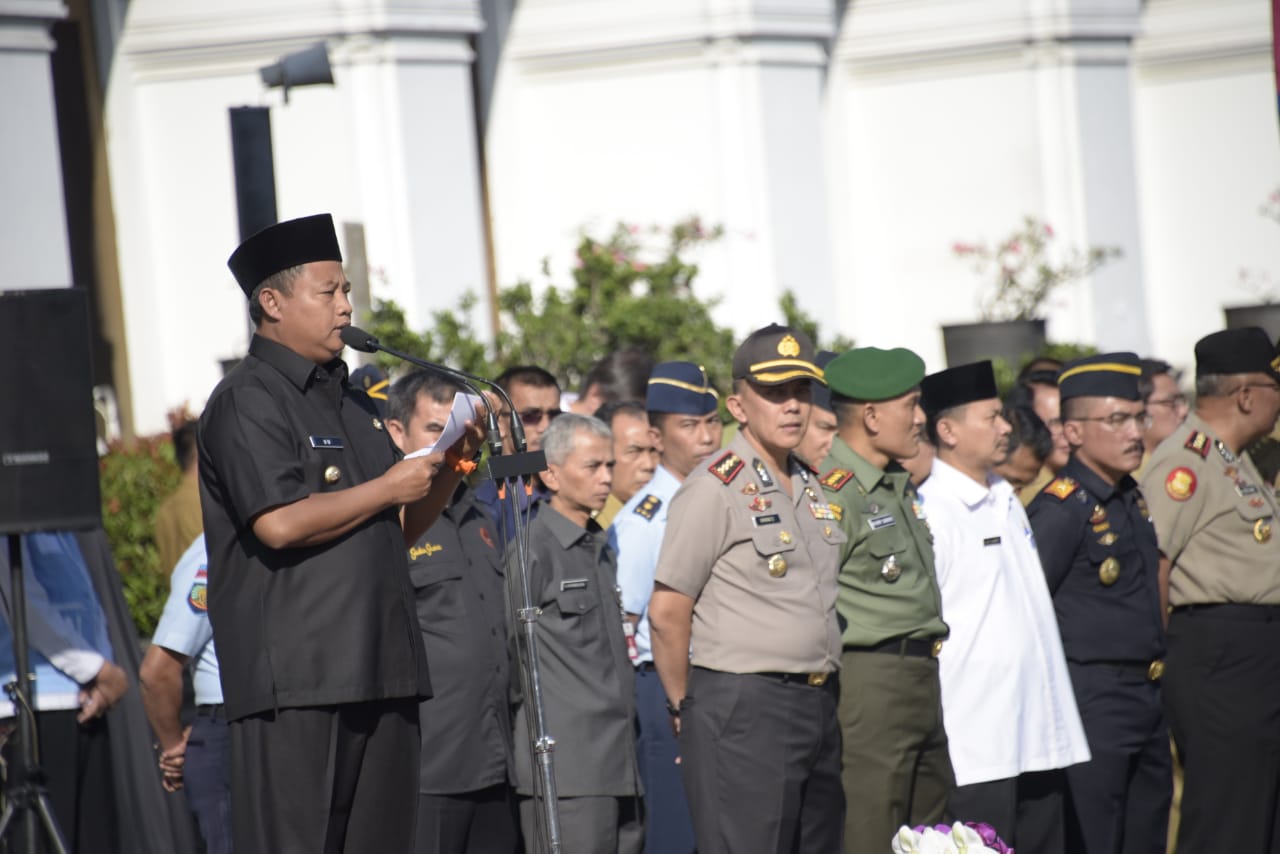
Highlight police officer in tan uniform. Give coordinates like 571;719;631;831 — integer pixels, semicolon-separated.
649;324;846;854
1140;327;1280;853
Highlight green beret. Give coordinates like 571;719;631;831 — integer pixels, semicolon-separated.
825;347;926;402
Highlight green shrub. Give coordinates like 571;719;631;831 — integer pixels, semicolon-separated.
99;436;182;637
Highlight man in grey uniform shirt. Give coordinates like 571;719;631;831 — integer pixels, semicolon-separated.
509;413;643;853
649;324;846;854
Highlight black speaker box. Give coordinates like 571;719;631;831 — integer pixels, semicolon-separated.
0;289;101;534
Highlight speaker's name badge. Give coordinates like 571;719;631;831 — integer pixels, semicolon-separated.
309;436;344;449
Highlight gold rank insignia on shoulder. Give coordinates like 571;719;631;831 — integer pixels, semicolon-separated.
324;465;341;484
709;451;744;484
1184;431;1210;459
777;335;801;357
634;494;662;520
821;468;854;490
1254;518;1272;544
1098;557;1120;586
767;554;788;577
1044;477;1078;500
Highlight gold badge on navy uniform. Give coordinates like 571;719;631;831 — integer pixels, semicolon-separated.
324;465;342;484
1098;557;1121;586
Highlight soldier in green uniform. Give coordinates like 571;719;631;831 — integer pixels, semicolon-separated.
818;347;953;854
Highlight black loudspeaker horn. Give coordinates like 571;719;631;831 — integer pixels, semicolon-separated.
0;289;101;534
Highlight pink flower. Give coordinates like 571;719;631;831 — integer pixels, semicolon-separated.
1044;224;1055;237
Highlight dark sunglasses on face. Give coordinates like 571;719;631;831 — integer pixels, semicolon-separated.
500;407;562;426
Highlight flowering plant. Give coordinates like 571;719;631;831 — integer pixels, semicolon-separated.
891;821;1014;853
1235;187;1280;304
953;216;1120;322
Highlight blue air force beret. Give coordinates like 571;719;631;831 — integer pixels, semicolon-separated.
1057;352;1142;401
646;362;719;415
824;347;925;402
1195;327;1280;381
810;351;838;412
920;360;998;417
227;213;343;298
731;324;824;386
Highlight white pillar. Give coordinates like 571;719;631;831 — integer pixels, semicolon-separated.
0;0;71;289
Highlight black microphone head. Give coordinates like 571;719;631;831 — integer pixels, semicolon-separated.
340;325;378;353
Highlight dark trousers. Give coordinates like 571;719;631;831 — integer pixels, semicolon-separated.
518;795;643;854
1166;608;1280;853
229;698;419;854
839;650;953;854
2;709;118;854
680;667;844;854
634;664;695;854
1064;662;1170;854
416;784;518;854
185;710;232;854
947;769;1067;854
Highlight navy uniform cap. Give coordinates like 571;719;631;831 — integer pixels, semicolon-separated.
731;324;824;386
1057;352;1142;401
646;362;719;415
920;360;998;417
228;213;343;298
811;351;838;412
349;364;390;417
1195;327;1280;380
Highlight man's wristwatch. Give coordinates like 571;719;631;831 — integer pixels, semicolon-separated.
665;698;683;717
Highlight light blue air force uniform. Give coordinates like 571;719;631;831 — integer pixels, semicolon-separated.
152;535;222;705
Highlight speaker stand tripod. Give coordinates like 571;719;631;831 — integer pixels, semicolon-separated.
0;533;70;854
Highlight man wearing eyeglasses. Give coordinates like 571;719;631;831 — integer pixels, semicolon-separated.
476;365;562;544
1027;353;1170;854
1139;327;1280;854
1137;359;1188;471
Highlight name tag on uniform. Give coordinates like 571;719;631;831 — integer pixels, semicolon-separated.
560;578;589;591
868;514;896;530
983;536;1001;546
309;436;344;449
753;514;781;527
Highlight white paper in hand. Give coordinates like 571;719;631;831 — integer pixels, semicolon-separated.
404;392;485;459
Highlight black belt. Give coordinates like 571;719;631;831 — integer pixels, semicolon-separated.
196;703;226;719
636;661;657;673
1072;660;1165;681
845;636;944;659
1171;603;1280;622
753;671;835;687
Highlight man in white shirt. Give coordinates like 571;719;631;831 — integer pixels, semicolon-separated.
917;360;1090;854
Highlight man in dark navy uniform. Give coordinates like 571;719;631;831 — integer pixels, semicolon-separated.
1027;353;1170;854
385;370;518;854
198;213;481;853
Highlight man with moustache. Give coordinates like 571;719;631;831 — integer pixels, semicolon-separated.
649;325;845;854
509;413;642;854
385;371;517;854
1027;353;1169;854
609;361;722;854
818;346;952;853
918;361;1089;854
200;214;480;852
1140;329;1280;853
594;400;660;528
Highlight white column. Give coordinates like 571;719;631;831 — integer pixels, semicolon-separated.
0;0;71;289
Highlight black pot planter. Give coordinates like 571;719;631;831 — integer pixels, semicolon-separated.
1224;304;1280;342
941;319;1047;368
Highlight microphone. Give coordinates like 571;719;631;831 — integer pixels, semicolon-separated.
339;325;508;457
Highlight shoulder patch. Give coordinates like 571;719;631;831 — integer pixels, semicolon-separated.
187;581;208;614
821;468;855;491
1044;477;1079;501
1165;467;1197;501
633;494;662;520
1184;431;1211;459
708;452;744;484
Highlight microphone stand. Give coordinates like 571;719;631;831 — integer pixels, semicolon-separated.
339;329;562;853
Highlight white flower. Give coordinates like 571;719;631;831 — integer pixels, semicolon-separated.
890;826;961;854
949;822;999;854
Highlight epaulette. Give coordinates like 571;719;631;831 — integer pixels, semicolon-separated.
1043;477;1079;501
821;468;855;491
633;494;662;520
1184;431;1211;459
708;452;744;484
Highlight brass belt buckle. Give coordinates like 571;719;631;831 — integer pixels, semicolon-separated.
930;639;944;658
1147;660;1165;681
807;672;828;687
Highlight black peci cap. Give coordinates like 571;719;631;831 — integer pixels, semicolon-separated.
1057;352;1142;401
920;360;999;417
227;213;343;297
1194;327;1280;381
